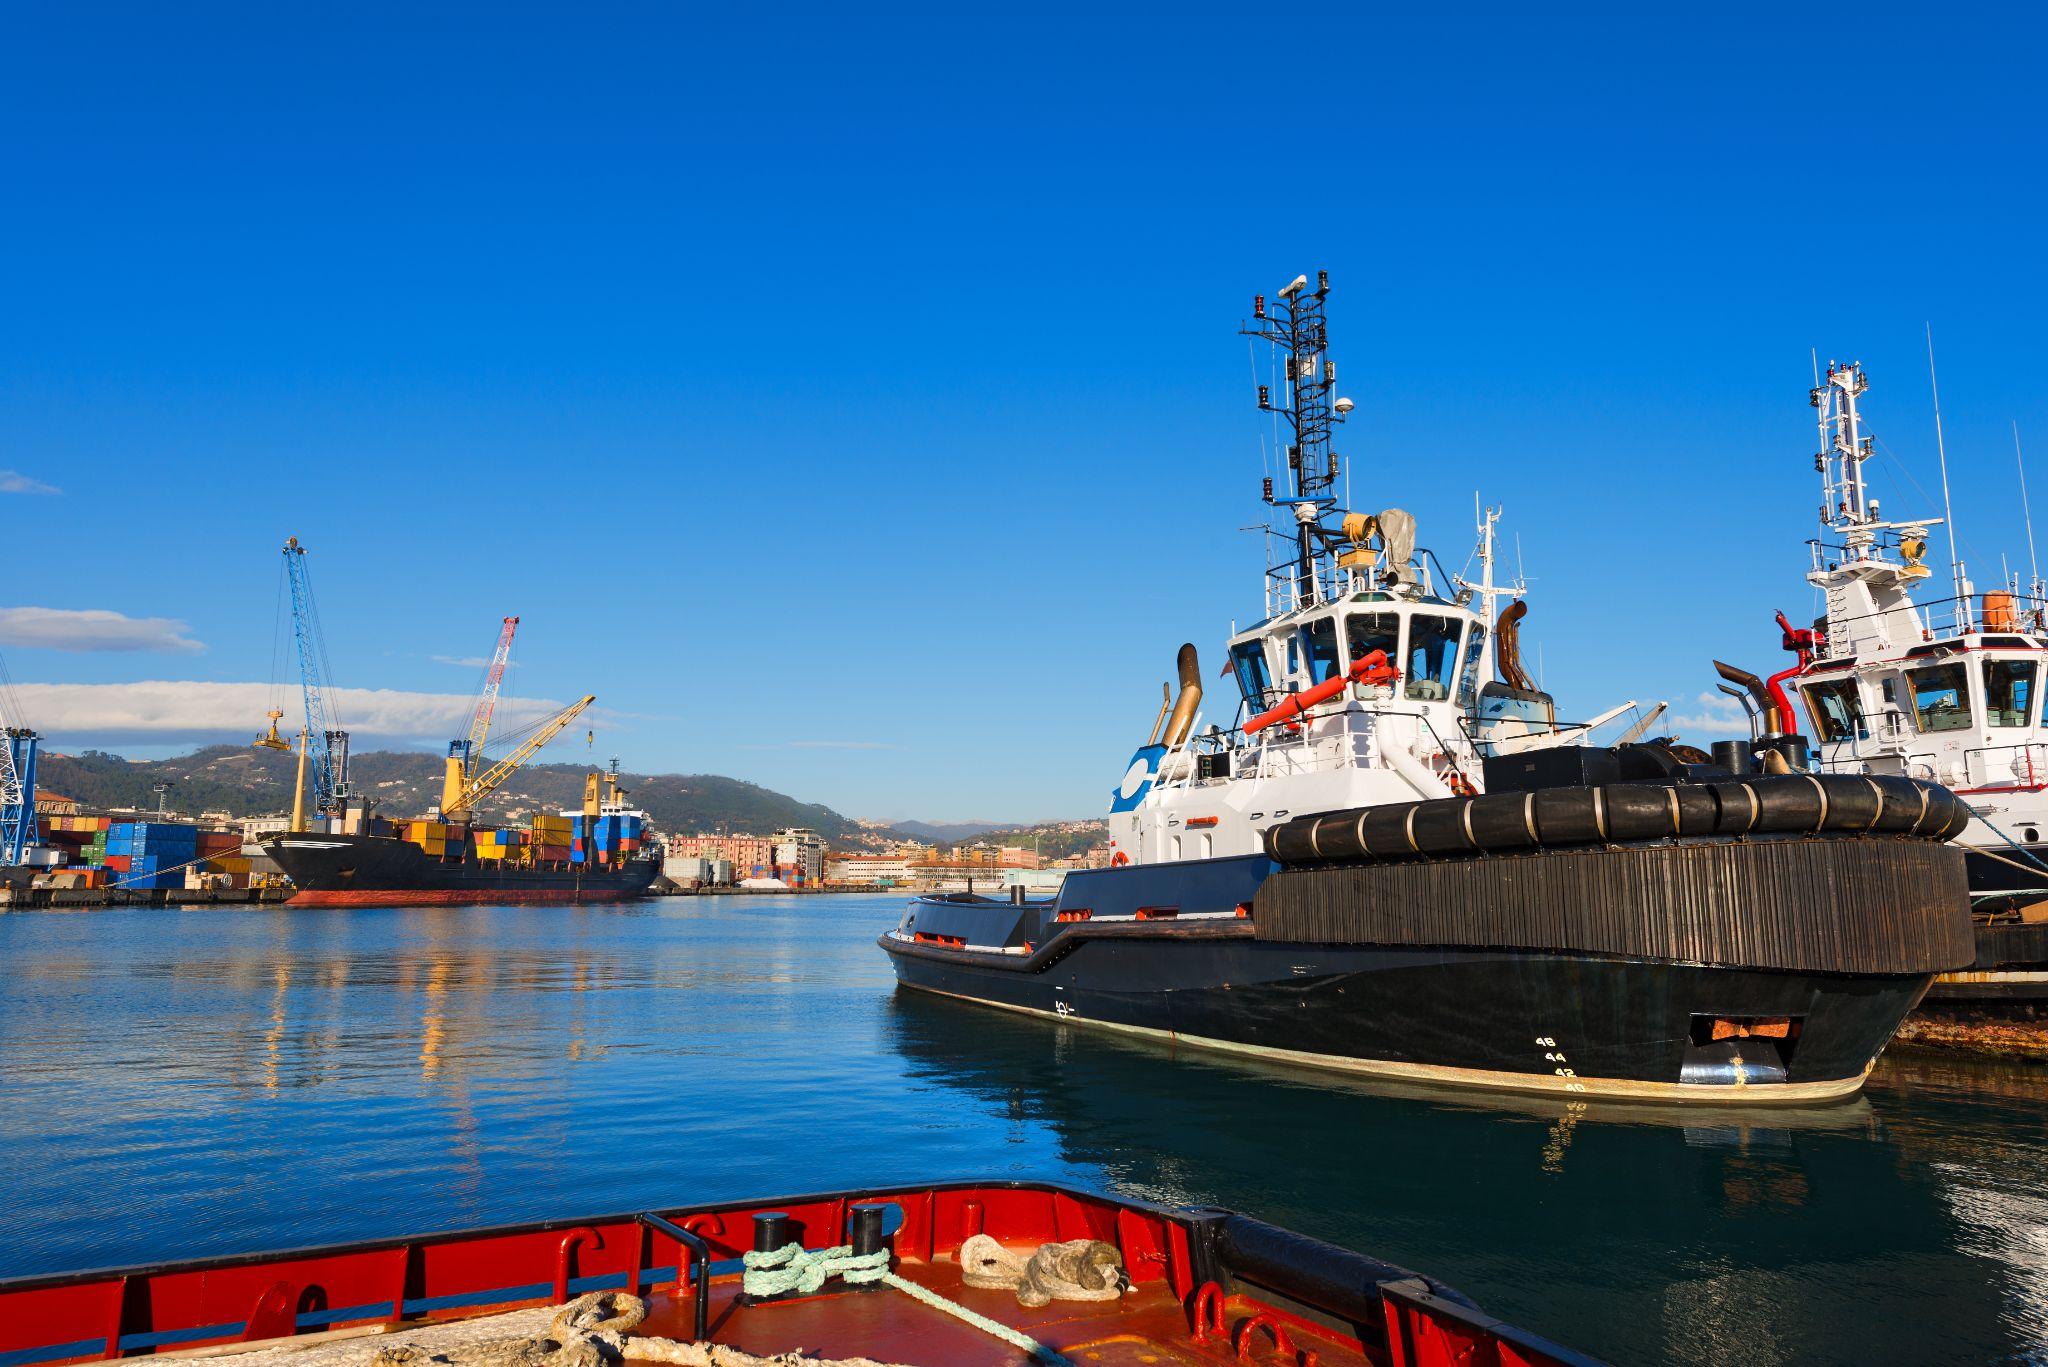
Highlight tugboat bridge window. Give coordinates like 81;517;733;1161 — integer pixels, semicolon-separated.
1804;677;1865;742
1344;611;1400;667
1908;663;1973;732
1405;615;1462;701
1983;659;2038;727
1302;616;1342;684
1230;640;1275;710
1456;624;1487;708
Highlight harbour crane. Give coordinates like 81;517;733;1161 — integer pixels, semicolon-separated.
0;660;39;866
440;694;596;820
277;537;354;819
439;616;518;821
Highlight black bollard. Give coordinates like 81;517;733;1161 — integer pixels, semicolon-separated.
753;1211;793;1254
846;1203;888;1293
740;1212;797;1307
849;1204;886;1257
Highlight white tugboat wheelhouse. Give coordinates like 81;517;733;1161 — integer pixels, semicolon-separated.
1106;272;1640;870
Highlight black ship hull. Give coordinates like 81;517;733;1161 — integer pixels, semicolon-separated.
1920;848;2048;1004
884;930;1927;1101
264;832;658;907
881;774;1975;1102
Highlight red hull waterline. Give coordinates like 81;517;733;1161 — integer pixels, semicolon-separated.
287;887;651;907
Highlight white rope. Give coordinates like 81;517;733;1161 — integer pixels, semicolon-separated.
738;1243;1076;1367
739;1244;887;1298
877;1271;1075;1367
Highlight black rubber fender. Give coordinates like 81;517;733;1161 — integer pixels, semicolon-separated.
1921;786;1973;841
1358;803;1423;858
1868;775;1934;833
1752;775;1828;833
1605;783;1679;843
1266;817;1320;864
1262;772;1970;869
1816;774;1884;832
1303;811;1365;865
1409;799;1475;855
1465;792;1539;851
1706;780;1761;835
1533;787;1605;845
1673;784;1721;837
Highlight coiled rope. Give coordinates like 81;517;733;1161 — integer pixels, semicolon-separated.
739;1244;887;1297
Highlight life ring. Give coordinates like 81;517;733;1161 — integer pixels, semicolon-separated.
1110;851;1130;868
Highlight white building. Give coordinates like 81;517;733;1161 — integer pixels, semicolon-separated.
771;827;826;885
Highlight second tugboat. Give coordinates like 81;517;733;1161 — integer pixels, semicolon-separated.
1728;360;2048;1005
882;272;1974;1101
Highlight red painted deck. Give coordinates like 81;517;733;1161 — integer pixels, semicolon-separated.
0;1182;1593;1367
636;1259;1371;1367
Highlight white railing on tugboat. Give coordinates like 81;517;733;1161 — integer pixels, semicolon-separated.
1964;742;2048;791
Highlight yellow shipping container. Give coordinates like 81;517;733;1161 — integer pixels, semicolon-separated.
476;845;504;860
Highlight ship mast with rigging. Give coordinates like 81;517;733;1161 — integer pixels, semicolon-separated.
1241;270;1356;610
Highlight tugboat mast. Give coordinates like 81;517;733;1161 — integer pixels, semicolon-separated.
1813;359;1877;550
1242;270;1353;607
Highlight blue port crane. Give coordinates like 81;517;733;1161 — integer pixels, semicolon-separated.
280;536;354;818
0;714;38;867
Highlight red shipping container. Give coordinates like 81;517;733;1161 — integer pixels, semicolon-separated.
104;855;131;872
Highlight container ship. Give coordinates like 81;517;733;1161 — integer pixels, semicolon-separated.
254;558;659;907
265;780;659;907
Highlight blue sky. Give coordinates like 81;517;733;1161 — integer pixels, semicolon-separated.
3;4;2045;822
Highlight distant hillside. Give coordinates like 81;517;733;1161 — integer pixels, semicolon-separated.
962;818;1108;862
37;745;894;845
890;819;1011;843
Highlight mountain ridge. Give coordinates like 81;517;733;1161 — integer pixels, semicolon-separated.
36;745;900;845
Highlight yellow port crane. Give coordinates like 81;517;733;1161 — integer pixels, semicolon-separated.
440;694;596;821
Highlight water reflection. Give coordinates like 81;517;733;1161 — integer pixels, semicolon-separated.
0;898;2040;1367
884;989;2037;1366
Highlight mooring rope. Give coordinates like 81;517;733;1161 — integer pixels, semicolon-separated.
876;1268;1075;1367
739;1244;887;1297
739;1243;1078;1367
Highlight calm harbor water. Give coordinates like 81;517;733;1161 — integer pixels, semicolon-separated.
1;894;2044;1365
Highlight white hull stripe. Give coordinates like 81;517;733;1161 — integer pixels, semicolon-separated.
897;983;1874;1106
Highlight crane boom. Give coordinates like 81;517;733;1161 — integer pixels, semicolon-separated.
465;617;519;762
454;695;596;814
282;537;353;817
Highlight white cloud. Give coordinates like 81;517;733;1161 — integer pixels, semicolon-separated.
432;655;520;672
10;680;577;742
0;470;59;495
0;607;205;653
1667;691;1754;739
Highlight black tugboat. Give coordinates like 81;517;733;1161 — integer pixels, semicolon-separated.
879;271;1975;1102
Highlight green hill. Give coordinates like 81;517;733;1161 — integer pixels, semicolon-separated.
36;745;890;844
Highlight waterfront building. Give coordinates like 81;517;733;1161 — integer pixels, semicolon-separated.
771;828;826;886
